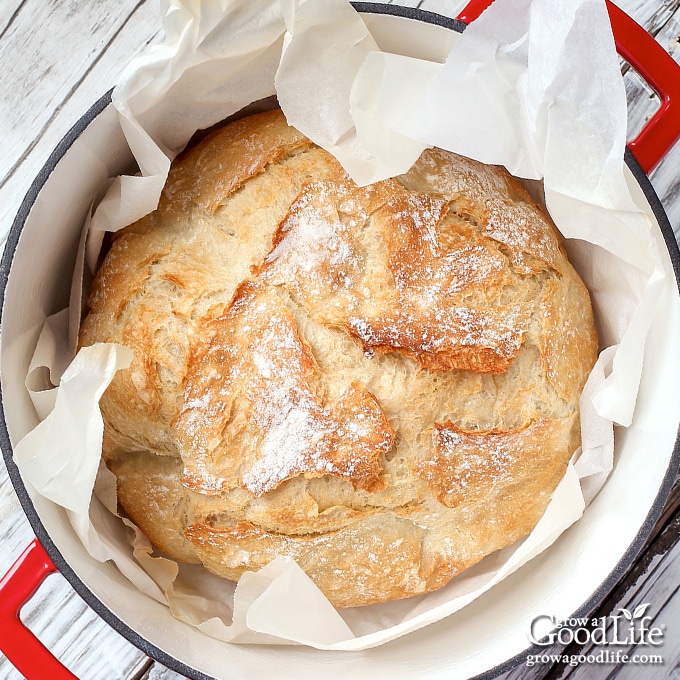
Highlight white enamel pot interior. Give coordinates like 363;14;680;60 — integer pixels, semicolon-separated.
2;5;680;680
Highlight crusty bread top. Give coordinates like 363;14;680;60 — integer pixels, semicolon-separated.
79;109;598;607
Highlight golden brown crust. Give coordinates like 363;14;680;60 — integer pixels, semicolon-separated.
79;109;599;607
174;280;392;497
258;168;537;374
184;516;431;608
108;452;201;564
418;418;573;509
161;109;314;216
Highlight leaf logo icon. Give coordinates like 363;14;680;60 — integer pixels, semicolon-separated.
633;603;650;619
619;608;633;621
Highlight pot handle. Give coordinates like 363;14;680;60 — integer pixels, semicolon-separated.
0;539;79;680
457;0;680;174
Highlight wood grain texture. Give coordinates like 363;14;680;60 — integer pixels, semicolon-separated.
635;6;680;232
0;477;146;680
549;507;680;679
142;665;187;680
0;0;161;251
621;0;680;36
0;0;679;679
19;573;143;680
0;2;158;677
0;0;25;37
1;0;146;184
497;483;680;679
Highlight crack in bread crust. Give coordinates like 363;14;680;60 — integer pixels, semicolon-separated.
79;109;599;608
174;280;393;497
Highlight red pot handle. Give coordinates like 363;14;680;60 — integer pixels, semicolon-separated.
0;539;79;680
457;0;680;174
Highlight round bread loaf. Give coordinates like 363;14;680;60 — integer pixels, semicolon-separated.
79;109;598;607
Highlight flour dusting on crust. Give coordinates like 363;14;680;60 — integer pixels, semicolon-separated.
79;109;599;608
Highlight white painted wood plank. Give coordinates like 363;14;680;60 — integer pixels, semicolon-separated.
20;574;144;680
0;0;161;246
649;147;680;237
0;0;153;187
617;0;680;37
496;536;680;678
0;0;25;36
554;523;680;679
0;469;148;680
0;473;41;576
0;471;38;680
144;664;187;680
0;1;161;677
418;0;467;16
386;0;426;9
610;567;680;679
654;14;680;64
630;0;680;235
623;66;660;141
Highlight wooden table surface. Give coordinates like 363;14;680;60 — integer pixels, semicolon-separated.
1;1;680;678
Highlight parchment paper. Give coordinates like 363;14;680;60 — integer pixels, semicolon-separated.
13;0;667;650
